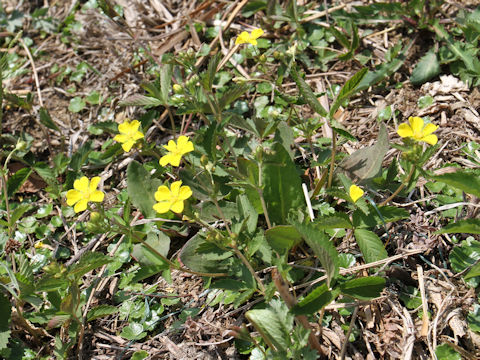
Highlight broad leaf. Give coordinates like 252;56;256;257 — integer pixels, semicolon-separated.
411;51;441;85
160;64;173;105
291;284;340;315
293;221;339;287
39;107;60;131
431;170;480;198
313;213;353;230
436;219;480;235
262;142;304;225
179;233;232;274
7;167;32;197
329;68;368;117
337;122;388;183
87;305;118;322
119;94;163;108
68;252;112;280
127;161;162;218
354;229;387;263
265;225;302;255
290;64;328;117
339;276;385;300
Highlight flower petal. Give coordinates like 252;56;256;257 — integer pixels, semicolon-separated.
113;134;128;143
154;186;171;201
235;31;250;45
421;134;438;145
132;131;144;141
170;200;184;213
118;121;131;134
249;38;258;46
178;185;192;201
169;154;182;167
170;181;182;196
74;199;88;213
121;140;135;152
89;190;105;203
130;120;141;131
66;189;82;206
422;123;438;136
349;185;364;203
89;177;101;192
74;177;89;192
159;153;175;167
163;140;177;152
397;123;413;138
408;116;424;135
153;201;171;214
177;136;189;146
251;28;264;39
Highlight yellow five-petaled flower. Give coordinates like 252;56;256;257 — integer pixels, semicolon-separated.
349;185;364;203
153;181;192;214
66;176;105;213
397;116;438;145
159;135;194;167
235;28;265;46
113;119;144;152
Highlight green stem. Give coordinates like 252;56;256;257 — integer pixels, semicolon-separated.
379;164;416;206
232;243;266;295
257;158;272;229
327;130;337;188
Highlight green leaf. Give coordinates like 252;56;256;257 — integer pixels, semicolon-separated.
411;51;441;85
337;122;388;183
7;167;32;198
436;219;480;235
354;229;387;263
120;323;147;340
265;225;302;255
353;205;409;228
339;276;385;300
0;292;11;350
449;238;480;274
132;231;170;267
219;83;250;109
127;161;162;218
435;343;461;360
35;277;69;292
160;64;173;105
431;170;480;198
245;298;292;353
68;252;112;280
39;107;60;131
329;68;367;117
179;233;232;274
291;284;340;315
290;64;328;117
131;350;149;360
87;305;118;322
69;141;93;172
68;96;86;113
292;221;339;287
237;194;258;234
313;213;352;230
467;304;480;333
262;142;304;225
465;262;480;280
119;94;163;108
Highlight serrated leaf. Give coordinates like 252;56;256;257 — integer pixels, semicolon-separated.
0;292;11;350
127;161;162;218
262;142;304;225
465;262;480;280
39;107;60;131
431;170;480;198
353;205;409;228
219;83;250;110
35;277;69;292
291;284;340;315
313;213;352;230
119;94;163;108
245;299;292;352
337;122;388;183
69;141;93;172
179;233;232;274
436;219;480;235
160;64;173;105
449;238;480;274
354;229;387;263
87;305;118;322
290;64;328;117
132;231;170;267
68;252;112;279
7;167;32;197
329;68;368;117
467;304;480;333
339;276;385;300
265;225;302;255
292;221;339;287
411;51;441;85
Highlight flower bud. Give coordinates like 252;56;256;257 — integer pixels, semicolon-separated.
173;84;184;94
200;154;209;167
15;140;27;151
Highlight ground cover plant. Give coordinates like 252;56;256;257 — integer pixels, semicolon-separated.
1;0;480;359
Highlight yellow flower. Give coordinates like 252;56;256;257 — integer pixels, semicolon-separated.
34;241;44;249
235;28;265;46
397;117;438;145
113;119;144;152
153;181;192;214
159;135;194;167
66;176;105;213
349;185;364;203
